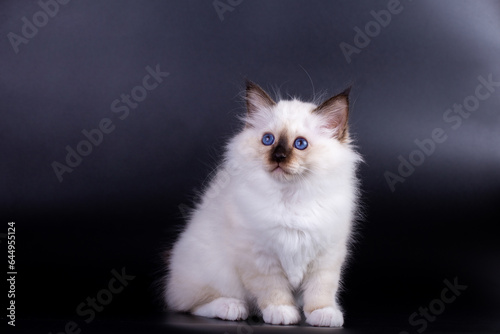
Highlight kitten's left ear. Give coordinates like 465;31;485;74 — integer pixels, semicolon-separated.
245;80;276;116
313;87;351;142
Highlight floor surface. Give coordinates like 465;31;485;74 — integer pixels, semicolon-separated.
13;311;500;334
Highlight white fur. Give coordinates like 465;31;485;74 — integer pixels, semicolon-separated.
165;96;360;327
262;305;301;325
193;297;248;321
306;306;344;327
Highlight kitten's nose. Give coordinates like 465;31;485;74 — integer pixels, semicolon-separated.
272;146;287;163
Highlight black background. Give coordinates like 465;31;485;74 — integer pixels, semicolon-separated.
1;0;499;333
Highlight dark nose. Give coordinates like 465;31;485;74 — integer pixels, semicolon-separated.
272;145;287;163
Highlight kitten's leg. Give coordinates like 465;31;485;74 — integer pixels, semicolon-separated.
167;249;248;321
302;246;346;327
168;272;248;321
192;297;248;321
241;265;301;325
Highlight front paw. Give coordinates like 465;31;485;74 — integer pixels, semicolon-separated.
192;297;248;321
262;304;301;325
306;306;343;327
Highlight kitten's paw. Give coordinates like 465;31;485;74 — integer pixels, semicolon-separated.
262;305;301;325
193;297;248;321
306;306;343;327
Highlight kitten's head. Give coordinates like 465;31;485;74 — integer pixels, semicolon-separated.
237;80;353;183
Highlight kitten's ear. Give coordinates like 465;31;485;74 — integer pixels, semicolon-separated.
245;80;276;116
313;87;351;141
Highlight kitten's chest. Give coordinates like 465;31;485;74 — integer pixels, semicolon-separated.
268;227;319;288
235;183;334;287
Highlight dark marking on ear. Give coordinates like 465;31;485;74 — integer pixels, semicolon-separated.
313;86;351;142
246;80;276;117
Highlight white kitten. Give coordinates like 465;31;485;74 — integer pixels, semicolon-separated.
165;81;361;327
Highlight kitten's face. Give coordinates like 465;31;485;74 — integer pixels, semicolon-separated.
254;100;321;182
243;81;351;183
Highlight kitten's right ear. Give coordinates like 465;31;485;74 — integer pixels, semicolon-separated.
313;87;351;142
245;80;276;116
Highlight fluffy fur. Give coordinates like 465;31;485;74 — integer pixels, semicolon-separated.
164;81;361;327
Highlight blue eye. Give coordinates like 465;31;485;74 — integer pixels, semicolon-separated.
262;133;275;146
294;137;308;150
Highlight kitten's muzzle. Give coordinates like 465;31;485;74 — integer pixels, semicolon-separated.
272;145;287;163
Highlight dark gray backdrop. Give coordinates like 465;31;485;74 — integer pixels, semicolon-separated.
1;0;499;333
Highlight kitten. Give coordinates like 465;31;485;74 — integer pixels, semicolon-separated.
164;80;361;327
